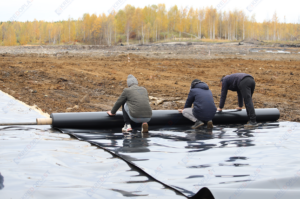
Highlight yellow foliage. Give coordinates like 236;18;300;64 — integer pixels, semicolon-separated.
4;25;17;46
0;5;299;46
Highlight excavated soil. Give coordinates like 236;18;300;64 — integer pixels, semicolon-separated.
0;52;300;122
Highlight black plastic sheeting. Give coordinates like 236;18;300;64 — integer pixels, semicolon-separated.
2;90;300;199
57;121;300;199
50;109;280;129
0;91;185;199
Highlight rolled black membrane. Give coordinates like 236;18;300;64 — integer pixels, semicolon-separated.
52;108;283;198
51;108;280;129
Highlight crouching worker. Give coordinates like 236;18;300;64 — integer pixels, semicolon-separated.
179;79;217;129
217;73;257;128
107;74;152;133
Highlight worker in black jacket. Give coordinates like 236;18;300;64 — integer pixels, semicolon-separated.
179;79;216;129
217;73;257;127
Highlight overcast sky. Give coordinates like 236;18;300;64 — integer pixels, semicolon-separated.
1;0;299;23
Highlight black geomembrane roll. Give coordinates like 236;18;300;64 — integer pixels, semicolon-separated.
50;108;280;129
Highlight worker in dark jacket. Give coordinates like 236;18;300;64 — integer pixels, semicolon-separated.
107;74;152;133
0;172;4;190
217;73;257;127
179;79;216;129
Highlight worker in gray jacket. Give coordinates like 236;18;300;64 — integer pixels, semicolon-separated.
107;74;152;133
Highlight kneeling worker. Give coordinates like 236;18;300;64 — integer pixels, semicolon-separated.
217;73;257;127
107;74;152;133
179;79;217;129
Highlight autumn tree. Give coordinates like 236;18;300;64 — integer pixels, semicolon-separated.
3;24;17;46
167;5;179;39
272;12;279;40
124;5;135;45
197;8;205;38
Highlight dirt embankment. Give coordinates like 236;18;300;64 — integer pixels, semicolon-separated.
0;53;299;122
1;42;300;61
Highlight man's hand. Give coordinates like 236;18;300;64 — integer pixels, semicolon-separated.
236;107;242;111
217;108;222;112
178;109;183;113
107;111;116;116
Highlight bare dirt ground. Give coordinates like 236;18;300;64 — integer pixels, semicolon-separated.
0;43;300;122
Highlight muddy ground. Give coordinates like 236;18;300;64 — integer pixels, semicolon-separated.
0;44;300;122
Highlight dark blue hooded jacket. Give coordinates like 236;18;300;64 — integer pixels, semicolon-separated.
184;81;217;122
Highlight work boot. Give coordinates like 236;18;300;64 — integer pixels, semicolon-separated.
192;120;204;129
244;121;258;128
207;120;213;129
141;122;149;133
122;124;132;132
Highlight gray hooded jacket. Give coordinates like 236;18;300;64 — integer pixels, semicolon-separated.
111;75;152;118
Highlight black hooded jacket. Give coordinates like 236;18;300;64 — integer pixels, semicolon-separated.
219;73;253;109
184;81;217;121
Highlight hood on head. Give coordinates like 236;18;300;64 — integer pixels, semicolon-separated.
192;80;209;90
191;79;202;88
127;74;138;87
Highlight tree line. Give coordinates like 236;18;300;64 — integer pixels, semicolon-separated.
1;4;299;46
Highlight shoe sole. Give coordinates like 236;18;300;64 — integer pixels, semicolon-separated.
192;123;204;129
122;128;132;132
142;123;148;133
207;121;213;129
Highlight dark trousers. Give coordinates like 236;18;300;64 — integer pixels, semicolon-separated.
238;77;256;122
122;105;140;129
122;104;131;125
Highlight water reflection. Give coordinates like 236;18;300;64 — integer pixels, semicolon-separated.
75;123;282;156
118;127;215;153
110;126;259;153
118;136;150;153
0;172;4;190
187;129;214;141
